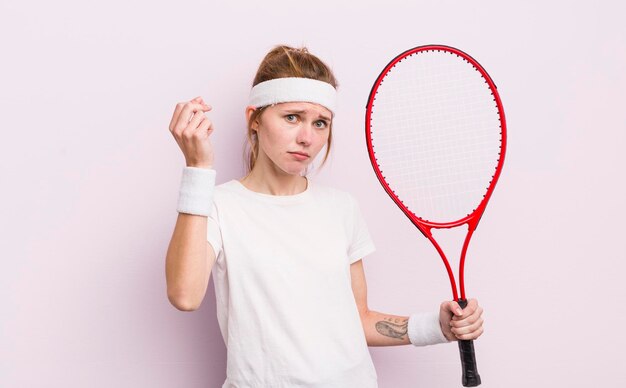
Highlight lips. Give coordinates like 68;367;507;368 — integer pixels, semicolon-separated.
289;151;309;157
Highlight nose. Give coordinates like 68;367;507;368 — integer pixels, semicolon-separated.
296;124;313;146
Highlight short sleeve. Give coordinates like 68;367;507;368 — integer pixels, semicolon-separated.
346;194;376;264
206;201;223;258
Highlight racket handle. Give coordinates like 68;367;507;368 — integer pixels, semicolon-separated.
457;298;481;387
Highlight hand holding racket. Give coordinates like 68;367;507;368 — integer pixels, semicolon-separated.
439;298;483;338
365;45;507;386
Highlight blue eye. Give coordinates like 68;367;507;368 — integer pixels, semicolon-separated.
286;114;297;122
315;120;329;128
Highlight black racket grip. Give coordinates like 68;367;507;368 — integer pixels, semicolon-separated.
457;299;481;386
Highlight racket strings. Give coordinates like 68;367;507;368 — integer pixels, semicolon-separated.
369;50;502;223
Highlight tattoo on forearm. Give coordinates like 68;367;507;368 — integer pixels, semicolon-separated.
375;317;408;339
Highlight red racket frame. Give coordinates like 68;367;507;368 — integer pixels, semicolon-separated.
365;44;507;302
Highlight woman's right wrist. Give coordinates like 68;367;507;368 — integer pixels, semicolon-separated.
176;167;216;216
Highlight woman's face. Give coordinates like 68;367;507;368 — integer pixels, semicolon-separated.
248;101;332;175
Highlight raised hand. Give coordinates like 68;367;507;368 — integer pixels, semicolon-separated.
168;96;215;168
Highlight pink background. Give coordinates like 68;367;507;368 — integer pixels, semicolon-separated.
2;0;625;386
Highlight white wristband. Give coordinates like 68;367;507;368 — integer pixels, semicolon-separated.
176;167;216;216
407;311;450;347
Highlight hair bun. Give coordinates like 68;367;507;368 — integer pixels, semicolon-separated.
291;46;309;54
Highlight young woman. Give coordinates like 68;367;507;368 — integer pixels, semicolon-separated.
166;45;484;387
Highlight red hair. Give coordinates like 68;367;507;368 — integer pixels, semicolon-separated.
243;45;339;176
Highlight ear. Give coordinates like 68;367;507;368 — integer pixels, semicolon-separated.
245;105;259;131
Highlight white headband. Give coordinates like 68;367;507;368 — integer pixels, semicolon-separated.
248;77;337;116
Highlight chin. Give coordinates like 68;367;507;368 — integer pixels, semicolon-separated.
281;163;308;176
285;167;306;176
279;158;309;173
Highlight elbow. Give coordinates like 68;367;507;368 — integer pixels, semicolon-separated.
167;290;201;312
358;309;371;331
359;310;372;346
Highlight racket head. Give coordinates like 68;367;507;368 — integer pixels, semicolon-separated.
365;45;507;233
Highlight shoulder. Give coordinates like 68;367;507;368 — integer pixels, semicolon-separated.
213;180;239;195
209;180;242;210
311;182;358;209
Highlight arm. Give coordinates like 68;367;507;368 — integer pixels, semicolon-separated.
360;309;413;346
349;259;484;346
166;96;217;311
165;212;216;311
349;259;412;346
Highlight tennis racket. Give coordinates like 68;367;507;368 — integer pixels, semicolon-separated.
365;44;506;387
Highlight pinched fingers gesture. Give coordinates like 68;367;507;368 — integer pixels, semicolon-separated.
168;96;215;168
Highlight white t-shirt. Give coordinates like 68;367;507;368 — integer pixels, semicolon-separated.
206;177;378;388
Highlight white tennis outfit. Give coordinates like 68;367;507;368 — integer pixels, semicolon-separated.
206;178;379;387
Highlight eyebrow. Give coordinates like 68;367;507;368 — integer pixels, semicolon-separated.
282;109;331;122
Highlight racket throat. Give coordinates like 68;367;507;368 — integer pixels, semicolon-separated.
458;226;476;301
427;234;460;301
